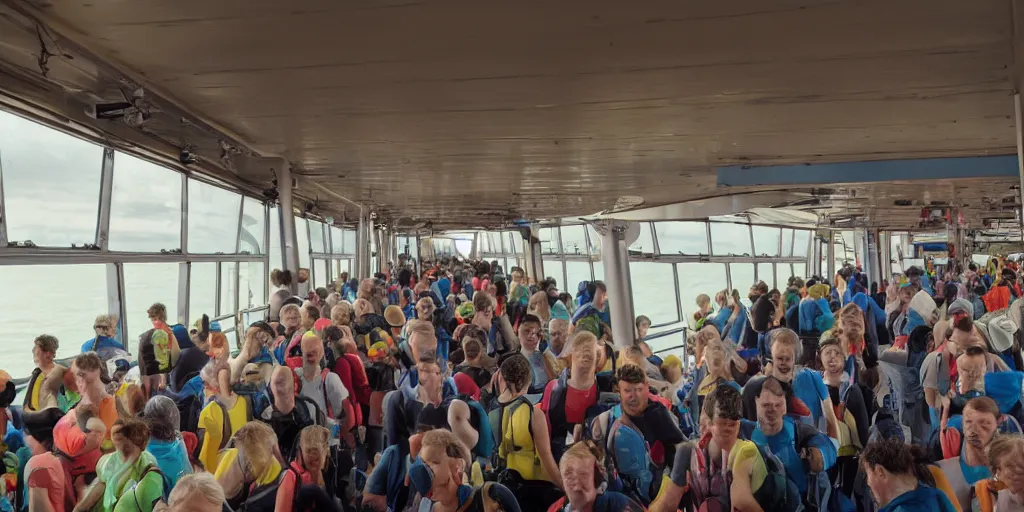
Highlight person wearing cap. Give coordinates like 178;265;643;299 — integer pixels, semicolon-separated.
384;304;407;342
659;354;685;406
23;408;70;512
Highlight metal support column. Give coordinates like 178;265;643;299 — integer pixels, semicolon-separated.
106;262;127;345
355;210;372;278
522;226;545;283
826;232;836;281
594;220;636;349
276;160;300;294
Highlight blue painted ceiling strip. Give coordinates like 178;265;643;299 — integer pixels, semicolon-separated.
716;155;1019;187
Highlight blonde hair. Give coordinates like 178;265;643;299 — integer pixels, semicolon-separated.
353;299;373;317
299;425;330;465
280;303;301;319
696;294;711;308
407;319;438;345
527;292;551;322
420;428;470;469
167;473;224;511
93;314;117;337
234;422;278;477
570;330;598;355
988;435;1024;472
559;440;603;473
331;302;353;326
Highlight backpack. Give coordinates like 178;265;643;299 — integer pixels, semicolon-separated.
119;465;173;510
832;379;864;457
603;408;654;505
360;327;395;353
243;467;299;511
442;394;494;459
210;395;254;451
488;396;535;470
139;328;175;374
674;440;799;512
366;362;397;428
176;393;205;438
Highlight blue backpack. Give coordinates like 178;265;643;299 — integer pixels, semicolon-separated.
603;406;654;505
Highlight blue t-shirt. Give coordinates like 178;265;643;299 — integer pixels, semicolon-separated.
146;437;193;487
81;336;124;354
879;484;958;512
742;416;837;494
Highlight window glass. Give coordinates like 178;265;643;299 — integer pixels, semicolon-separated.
123;263;179;340
711;223;752;256
565;261;593;292
188;180;241;253
223;328;238;351
108;153;182;252
308;221;326;254
490;233;506;254
560;225;588;256
189;262;217;324
776;264;794;291
330;226;345;253
219;262;237;317
538;228;559;255
585;226;602;256
295;217;310;268
757;263;775;289
655;222;709;255
729;263;756;307
0;111;102;247
238;261;266;310
677;263;728;316
630;262;679;325
508;232;523;255
629;223;655;254
239;198;265;255
835;230;856;269
335;259;351;278
593;259;605;282
343;229;356;258
793;230;812;259
0;264;107;369
752;226;781;257
542;258;564;288
313;259;329;289
781;229;795;257
793;263;807;280
269;206;282;274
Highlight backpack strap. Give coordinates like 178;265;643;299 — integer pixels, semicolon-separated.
215;399;232;450
319;368;335;418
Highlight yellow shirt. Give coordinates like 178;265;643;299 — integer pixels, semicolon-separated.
198;396;250;472
498;400;551;482
728;439;767;494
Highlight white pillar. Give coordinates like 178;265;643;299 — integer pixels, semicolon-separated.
522;226;545;283
276;160;300;294
594;220;637;349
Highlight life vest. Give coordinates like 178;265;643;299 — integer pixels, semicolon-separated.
366;362;397;428
603;406;654;505
244;467;299;512
488;396;537;475
441;394;493;459
983;285;1011;314
830;377;863;457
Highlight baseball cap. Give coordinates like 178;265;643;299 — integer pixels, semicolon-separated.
660;355;682;369
947;298;974;319
384;305;407;328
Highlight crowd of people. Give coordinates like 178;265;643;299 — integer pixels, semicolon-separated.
5;254;1024;511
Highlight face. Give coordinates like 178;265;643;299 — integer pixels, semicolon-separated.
708;413;740;450
420;445;460;494
997;457;1024;495
963;407;999;449
572;345;597;376
705;343;727;373
271;371;292;401
409;332;437;362
618;380;649;416
417;361;443;396
301;337;323;367
298;269;309;283
549;322;568;352
519;323;541;350
281;308;301;329
863;464;889;506
820;345;845;375
637;321;650;339
593;288;606;303
840;314;865;341
755;391;786;433
770;343;796;382
111;428;138;460
72;363;99;393
476;304;494;322
302;444;327;472
33;345;54;367
417;300;435;321
561;456;598;508
899;288;914;305
956;354;986;393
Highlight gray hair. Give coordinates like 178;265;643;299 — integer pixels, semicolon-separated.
144;395;180;441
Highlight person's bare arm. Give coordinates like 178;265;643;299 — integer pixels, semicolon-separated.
531;407;563;489
649;479;685;512
925;387;938;408
447;399;479;453
730;457;764;512
72;480;105;512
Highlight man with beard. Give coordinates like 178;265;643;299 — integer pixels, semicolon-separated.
740;376;836;500
937;396;1000;510
741;329;839;438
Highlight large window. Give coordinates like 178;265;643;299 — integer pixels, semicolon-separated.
188;180;241;254
295;217;311;268
331;227;346;254
542;257;563;287
781;229;796;257
219;262;237;317
189;262;218;324
757;262;775;288
655;222;709;255
630;262;678;325
239;198;265;255
776;264;794;290
123;263;179;340
711;223;752;256
0;111;103;247
565;261;593;293
508;232;523;255
313;259;329;288
677;263;727;314
793;263;807;280
109;153;182;252
793;230;812;259
309;220;327;254
752;226;781;257
0;264;108;363
539;228;559;255
269;206;282;273
560;225;589;256
238;261;267;310
729;263;756;306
